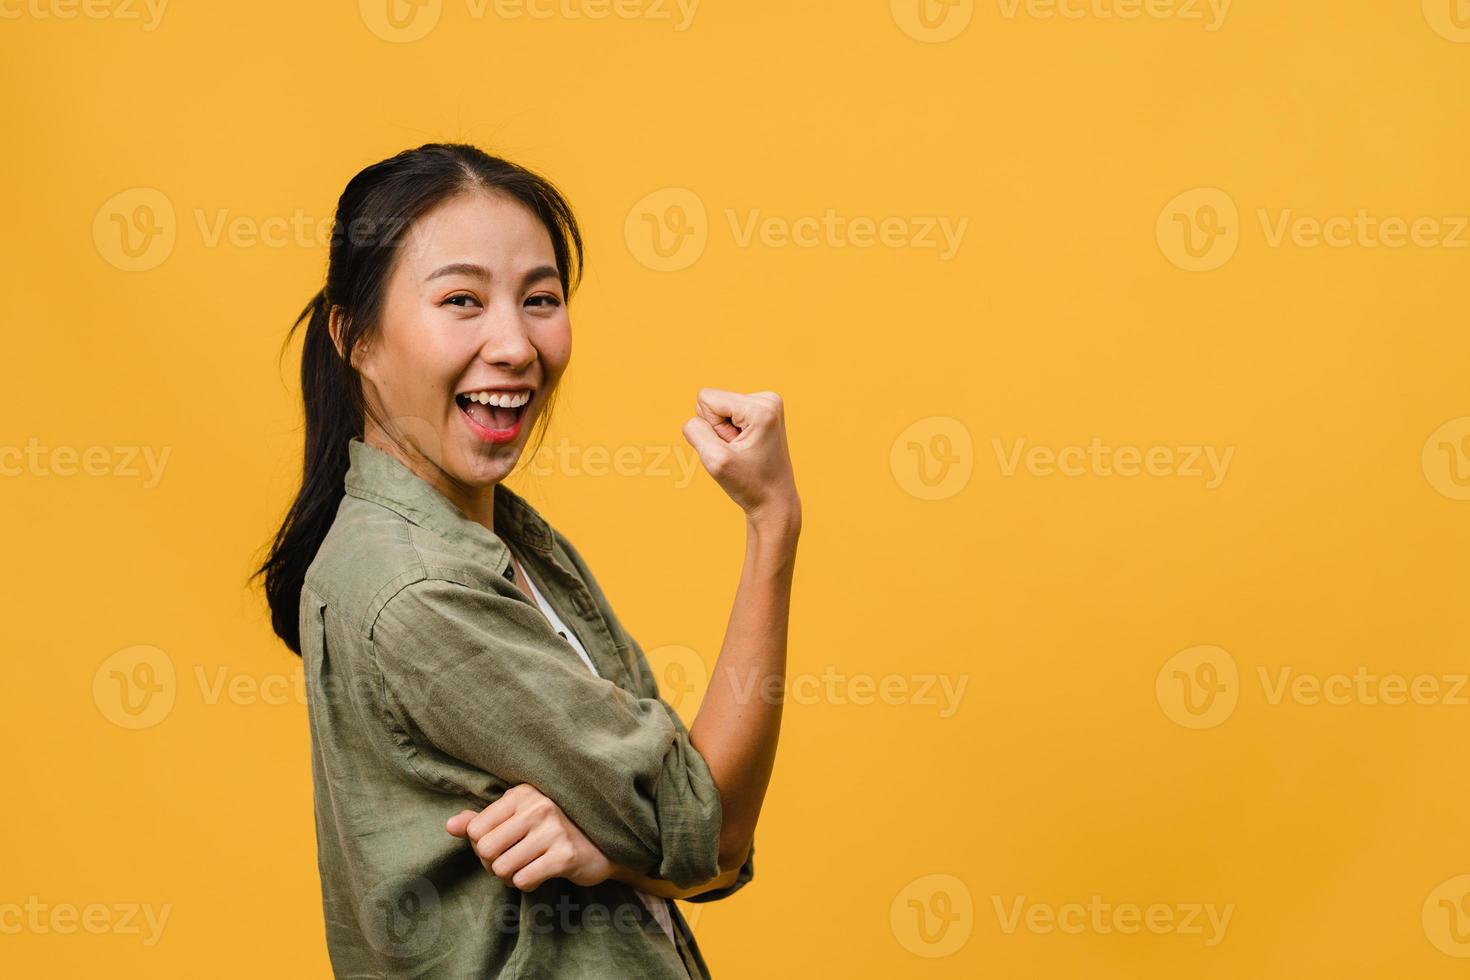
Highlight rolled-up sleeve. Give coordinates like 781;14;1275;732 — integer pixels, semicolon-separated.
368;573;724;889
554;532;757;899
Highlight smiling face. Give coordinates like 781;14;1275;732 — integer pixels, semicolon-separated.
350;188;571;522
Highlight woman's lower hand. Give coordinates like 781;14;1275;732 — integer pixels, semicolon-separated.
446;783;614;890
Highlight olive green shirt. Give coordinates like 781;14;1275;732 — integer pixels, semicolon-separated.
299;437;754;978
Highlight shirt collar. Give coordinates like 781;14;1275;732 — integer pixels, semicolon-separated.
342;437;556;568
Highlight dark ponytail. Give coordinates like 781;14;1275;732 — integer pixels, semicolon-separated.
253;143;584;654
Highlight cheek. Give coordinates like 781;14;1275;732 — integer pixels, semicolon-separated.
378;321;463;406
538;322;573;376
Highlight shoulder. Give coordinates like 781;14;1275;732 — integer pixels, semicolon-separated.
303;493;502;640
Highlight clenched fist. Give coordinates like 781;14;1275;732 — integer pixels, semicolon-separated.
680;388;801;529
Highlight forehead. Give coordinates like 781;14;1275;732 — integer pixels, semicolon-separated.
397;189;555;273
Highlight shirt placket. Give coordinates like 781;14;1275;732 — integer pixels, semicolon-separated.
520;547;639;694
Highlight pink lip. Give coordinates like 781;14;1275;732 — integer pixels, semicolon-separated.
457;399;527;445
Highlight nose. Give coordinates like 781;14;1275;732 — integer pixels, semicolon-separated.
475;298;537;374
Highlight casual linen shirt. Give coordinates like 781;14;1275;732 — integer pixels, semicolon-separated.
512;550;679;946
299;437;754;978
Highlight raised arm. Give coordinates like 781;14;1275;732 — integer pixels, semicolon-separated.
433;387;798;895
679;388;802;870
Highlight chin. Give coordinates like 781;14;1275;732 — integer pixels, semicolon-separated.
453;445;521;486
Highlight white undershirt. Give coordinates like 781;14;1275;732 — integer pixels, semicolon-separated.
513;554;678;948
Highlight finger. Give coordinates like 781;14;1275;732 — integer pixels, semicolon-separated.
695;386;740;418
445;809;478;838
695;389;745;441
491;831;550;884
696;405;741;443
681;417;733;465
474;812;532;864
466;794;517;840
509;849;566;892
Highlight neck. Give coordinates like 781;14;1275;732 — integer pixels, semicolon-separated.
362;426;498;533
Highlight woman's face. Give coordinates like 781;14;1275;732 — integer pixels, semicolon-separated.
353;189;571;505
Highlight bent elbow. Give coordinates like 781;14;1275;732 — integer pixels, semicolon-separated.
718;835;752;874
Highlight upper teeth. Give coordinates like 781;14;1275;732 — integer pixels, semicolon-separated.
462;390;531;408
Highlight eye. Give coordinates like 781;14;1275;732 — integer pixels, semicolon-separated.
526;293;562;309
443;292;481;309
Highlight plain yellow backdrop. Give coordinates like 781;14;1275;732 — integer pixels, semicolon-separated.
4;0;1470;976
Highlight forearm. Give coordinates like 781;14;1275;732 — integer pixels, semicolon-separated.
688;514;799;868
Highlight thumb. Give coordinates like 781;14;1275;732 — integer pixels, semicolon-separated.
445;810;476;838
682;415;729;468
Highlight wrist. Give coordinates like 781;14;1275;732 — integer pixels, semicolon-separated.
745;500;802;541
744;517;800;576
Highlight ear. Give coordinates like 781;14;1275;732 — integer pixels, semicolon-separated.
327;306;368;366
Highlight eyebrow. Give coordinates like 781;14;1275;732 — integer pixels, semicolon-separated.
424;263;561;288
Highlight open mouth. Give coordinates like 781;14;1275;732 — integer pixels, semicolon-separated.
455;388;534;438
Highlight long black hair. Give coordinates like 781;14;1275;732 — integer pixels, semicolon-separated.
254;143;584;655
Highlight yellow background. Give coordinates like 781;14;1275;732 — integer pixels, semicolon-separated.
4;0;1470;976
